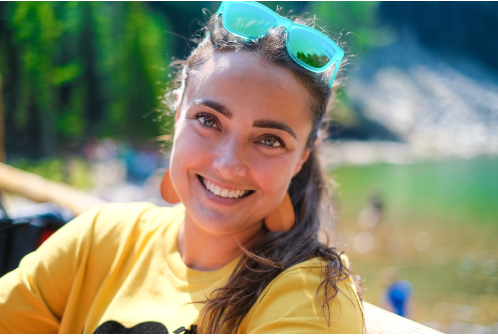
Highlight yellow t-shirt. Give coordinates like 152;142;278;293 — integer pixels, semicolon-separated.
0;202;364;333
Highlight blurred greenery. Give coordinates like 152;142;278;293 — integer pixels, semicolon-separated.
1;2;173;159
332;157;498;226
311;1;394;51
10;157;92;189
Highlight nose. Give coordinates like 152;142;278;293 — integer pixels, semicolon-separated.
212;136;248;178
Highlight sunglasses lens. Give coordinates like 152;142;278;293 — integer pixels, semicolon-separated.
288;27;335;69
225;2;276;38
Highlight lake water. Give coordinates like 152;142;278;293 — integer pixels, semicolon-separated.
330;156;498;332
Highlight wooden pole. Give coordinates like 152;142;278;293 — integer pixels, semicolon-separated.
0;162;106;216
363;302;441;334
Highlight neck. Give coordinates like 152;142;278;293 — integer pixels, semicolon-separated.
178;213;265;271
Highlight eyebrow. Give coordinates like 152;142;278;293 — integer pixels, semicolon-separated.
253;119;297;139
191;99;233;119
191;99;297;139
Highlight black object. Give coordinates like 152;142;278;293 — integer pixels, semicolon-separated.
94;321;169;334
0;202;73;277
0;218;16;231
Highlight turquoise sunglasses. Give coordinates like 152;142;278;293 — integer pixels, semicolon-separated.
216;1;344;87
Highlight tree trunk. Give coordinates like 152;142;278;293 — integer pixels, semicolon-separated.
0;75;4;163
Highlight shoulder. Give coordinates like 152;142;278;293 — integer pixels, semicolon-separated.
35;202;185;282
74;202;184;238
239;255;365;334
82;201;180;227
43;202;185;259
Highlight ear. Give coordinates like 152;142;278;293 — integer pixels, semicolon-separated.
173;91;183;132
313;132;321;146
173;108;180;134
174;91;181;121
293;148;311;176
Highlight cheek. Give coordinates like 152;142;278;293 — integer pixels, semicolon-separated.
249;156;297;196
174;125;212;159
169;125;212;189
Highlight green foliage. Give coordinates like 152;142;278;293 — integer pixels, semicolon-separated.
296;52;330;68
1;2;174;159
310;1;395;50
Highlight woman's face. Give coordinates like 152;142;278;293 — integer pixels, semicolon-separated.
170;51;312;236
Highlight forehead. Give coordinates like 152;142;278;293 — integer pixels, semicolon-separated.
184;51;312;129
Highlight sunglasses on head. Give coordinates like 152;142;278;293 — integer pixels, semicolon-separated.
216;1;344;88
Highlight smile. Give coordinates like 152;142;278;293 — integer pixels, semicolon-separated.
198;175;254;199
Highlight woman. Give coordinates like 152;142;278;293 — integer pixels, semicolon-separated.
0;1;364;333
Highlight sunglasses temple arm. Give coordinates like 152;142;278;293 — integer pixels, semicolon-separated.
217;1;226;15
328;55;343;88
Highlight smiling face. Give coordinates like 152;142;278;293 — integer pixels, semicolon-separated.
169;50;313;237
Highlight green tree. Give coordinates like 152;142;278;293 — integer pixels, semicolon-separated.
0;2;173;159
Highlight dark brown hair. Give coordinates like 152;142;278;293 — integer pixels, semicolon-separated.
166;10;361;334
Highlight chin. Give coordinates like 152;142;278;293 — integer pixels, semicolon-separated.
186;203;258;236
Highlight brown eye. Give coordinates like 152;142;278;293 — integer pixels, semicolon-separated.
263;137;281;147
200;116;216;128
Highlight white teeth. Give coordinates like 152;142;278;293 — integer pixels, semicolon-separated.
201;176;249;199
213;186;220;195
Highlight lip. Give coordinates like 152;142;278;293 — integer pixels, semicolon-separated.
196;174;254;206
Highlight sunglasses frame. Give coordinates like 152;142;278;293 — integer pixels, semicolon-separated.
217;1;344;87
